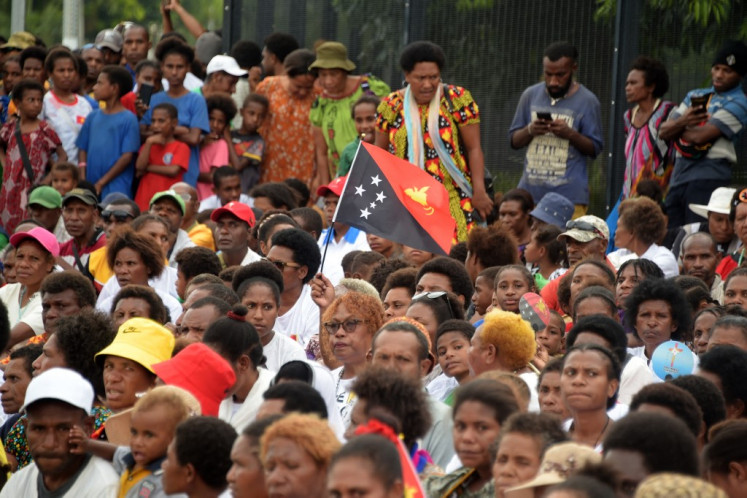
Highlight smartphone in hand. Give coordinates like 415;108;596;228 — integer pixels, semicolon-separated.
536;112;553;121
690;94;711;111
138;83;154;107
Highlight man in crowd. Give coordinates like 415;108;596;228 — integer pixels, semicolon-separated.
122;23;151;82
198;55;246;97
27;186;70;244
661;41;747;228
94;28;123;65
149;190;195;268
509;41;604;217
58;188;105;274
261;32;299;77
210;201;261;269
0;368;119;496
41;271;97;336
198;166;252;210
680;232;723;302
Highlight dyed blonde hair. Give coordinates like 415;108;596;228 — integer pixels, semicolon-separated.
481;309;536;371
260;413;341;467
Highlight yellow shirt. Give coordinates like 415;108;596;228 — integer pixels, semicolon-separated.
188;222;215;251
88;246;112;291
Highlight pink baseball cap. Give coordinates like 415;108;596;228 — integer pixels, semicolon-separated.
10;227;60;257
316;175;347;197
210;201;256;227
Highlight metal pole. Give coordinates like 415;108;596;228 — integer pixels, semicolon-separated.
10;0;25;33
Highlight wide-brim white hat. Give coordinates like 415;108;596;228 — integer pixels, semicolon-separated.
689;187;736;219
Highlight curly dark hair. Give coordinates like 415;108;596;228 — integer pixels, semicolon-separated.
9;344;43;377
435;318;475;345
203;304;264;368
370;258;414;295
175;247;222;280
263;32;299;63
235;268;283;305
492;412;568;462
270;228;321;284
630;383;703;437
703;419;747;474
330;435;402;491
618;196;667;245
449;242;468;263
624;278;692;341
630;55;670;99
352;252;385;276
155;37;194;64
206;93;238;124
380;267;417;300
466;224;519;270
399;41;445;72
231;39;262;68
101;65;133;98
452;378;519;424
40;270;97;308
563;344;621;409
250;182;298;211
501;188;535;213
699;345;747;416
174;416;237;490
44;47;77;75
566;315;628;364
262;380;328;419
543;41;578;62
11;78;44;102
416;256;473;309
602;411;699;477
494;264;537;292
107;227;165;280
352;366;432;449
19;46;47;73
110;285;169;324
669;375;726;439
55;311;117;398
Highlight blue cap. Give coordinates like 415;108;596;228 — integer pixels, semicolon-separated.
530;192;574;229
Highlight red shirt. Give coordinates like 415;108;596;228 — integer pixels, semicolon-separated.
134;140;190;211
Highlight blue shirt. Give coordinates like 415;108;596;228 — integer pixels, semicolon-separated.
142;91;210;185
509;82;604;204
76;109;140;197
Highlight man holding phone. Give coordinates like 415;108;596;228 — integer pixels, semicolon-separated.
509;41;604;218
660;41;747;228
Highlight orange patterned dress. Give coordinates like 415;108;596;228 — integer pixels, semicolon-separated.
254;76;319;184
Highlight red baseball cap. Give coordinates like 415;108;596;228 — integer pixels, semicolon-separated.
152;343;236;417
316;175;347;197
210;201;256;227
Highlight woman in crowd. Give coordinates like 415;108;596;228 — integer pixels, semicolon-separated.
7;311;117;470
318;292;384;425
703;420;747;498
381;267;417;320
254;49;318;185
537;358;570;420
226;415;282;498
608;196;678;278
261;413;341;498
310;41;390;186
615;258;664;347
625;278;692;363
233;261;307;371
561;344;621;450
498;189;534;260
493;264;536;314
693;306;726;355
620;56;675;200
327;434;404;498
203;305;273;432
110;284;170;328
723;267;747;310
423;379;519;496
406;290;464;355
375;41;492;241
492;412;568;498
1;227;57;349
97;227;182;320
253;212;299;257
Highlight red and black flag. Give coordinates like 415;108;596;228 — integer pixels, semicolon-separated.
333;142;455;255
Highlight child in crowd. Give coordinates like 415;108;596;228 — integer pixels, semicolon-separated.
40;48;92;161
122;59;163;118
198;94;236;200
435;319;474;405
50;161;79;196
0;79;65;233
492;264;536;313
74;54;98;110
134;103;189;211
229;93;267;193
69;386;199;498
524;224;567;290
337;94;379;177
536;309;566;359
0;55;22;123
76;65;140;197
471;266;500;321
199;165;252;210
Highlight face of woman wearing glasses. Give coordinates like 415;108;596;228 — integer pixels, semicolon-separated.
266;245;306;295
327;303;371;367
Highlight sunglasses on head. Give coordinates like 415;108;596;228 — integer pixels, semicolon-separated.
413;291;455;319
102;210;134;222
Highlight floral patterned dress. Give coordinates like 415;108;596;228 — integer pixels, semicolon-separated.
0;119;61;233
255;76;318;184
376;85;480;242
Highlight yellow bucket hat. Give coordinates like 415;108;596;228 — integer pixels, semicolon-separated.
95;317;175;373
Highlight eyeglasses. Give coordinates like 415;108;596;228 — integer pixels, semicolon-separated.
412;291;455;319
263;257;301;272
102;210;134;223
565;219;606;239
323;319;366;334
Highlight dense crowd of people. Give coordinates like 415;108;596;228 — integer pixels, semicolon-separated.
0;8;743;497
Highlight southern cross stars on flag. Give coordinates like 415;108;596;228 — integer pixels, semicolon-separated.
353;175;386;220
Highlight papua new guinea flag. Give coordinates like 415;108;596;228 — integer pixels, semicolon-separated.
333;142;455;255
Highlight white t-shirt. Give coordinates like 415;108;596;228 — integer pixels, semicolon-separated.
41;91;93;160
619;355;654;405
97;266;180;304
263;331;307;371
332;366;356;428
608;243;679;279
0;455;119;497
317;227;371;285
218;367;274;432
426;371;459;402
169;230;196;268
274;285;320;347
0;283;44;336
199;194;253;211
519;371;540;412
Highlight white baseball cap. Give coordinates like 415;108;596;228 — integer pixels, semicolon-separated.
22;368;94;414
206;55;247;77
